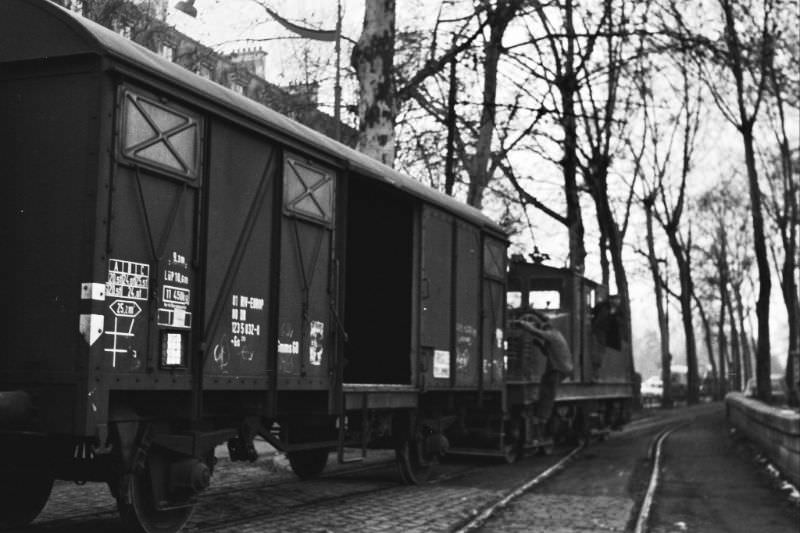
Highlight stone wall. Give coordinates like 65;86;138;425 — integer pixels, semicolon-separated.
726;392;800;487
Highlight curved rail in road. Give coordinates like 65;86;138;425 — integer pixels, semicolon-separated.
453;444;584;533
633;423;687;533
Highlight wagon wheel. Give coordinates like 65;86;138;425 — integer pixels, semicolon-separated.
0;469;53;529
538;442;555;456
571;410;591;446
502;419;521;464
395;432;436;485
117;451;195;533
287;448;329;479
502;443;520;464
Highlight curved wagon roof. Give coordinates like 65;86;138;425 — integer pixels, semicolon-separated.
1;0;506;236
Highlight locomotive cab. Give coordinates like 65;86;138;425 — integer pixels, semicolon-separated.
503;256;633;447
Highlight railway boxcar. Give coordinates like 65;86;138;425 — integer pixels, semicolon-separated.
0;1;509;531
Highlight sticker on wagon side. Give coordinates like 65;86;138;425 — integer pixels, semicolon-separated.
309;321;324;366
433;350;450;379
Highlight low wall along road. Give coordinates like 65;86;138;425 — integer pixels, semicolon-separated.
726;392;800;487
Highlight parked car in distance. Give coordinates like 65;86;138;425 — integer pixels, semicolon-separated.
641;376;663;398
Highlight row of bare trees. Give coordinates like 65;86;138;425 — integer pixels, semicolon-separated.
348;0;797;405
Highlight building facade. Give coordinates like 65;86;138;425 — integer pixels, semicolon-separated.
53;0;355;145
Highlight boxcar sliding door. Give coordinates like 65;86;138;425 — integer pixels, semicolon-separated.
202;120;278;393
482;237;506;388
420;206;453;388
276;155;335;390
104;86;202;386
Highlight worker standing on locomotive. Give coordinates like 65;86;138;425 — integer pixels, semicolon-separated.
513;311;574;428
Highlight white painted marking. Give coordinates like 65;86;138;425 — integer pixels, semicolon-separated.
79;314;104;346
104;316;135;367
81;283;106;301
106;259;150;301
110;299;141;318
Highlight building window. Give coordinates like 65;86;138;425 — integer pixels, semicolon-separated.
159;44;174;62
119;24;132;39
111;18;132;39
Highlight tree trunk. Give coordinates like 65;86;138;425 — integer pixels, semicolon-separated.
734;286;753;386
658;226;699;404
645;201;673;406
724;281;742;391
717;294;728;397
443;47;457;196
694;291;719;400
560;0;586;272
351;0;397;166
718;0;772;401
466;0;521;208
741;125;772;401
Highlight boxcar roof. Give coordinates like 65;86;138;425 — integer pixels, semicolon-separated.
2;0;506;237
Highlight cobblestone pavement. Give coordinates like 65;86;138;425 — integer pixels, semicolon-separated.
21;441;565;533
15;405;730;533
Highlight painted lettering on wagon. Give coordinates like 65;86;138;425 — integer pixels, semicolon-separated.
158;251;192;329
104;259;149;368
106;259;149;300
231;294;264;338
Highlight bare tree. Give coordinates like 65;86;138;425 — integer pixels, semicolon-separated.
632;44;704;403
351;0;397;165
696;177;756;392
642;192;674;405
761;18;800;402
666;0;780;401
692;286;720;399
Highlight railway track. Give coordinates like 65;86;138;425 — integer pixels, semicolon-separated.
28;412;702;533
453;444;585;532
633;423;687;533
24;442;576;532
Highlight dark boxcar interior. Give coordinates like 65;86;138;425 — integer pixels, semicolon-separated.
343;175;414;384
0;64;101;434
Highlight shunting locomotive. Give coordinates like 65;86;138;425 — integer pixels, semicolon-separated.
0;1;633;531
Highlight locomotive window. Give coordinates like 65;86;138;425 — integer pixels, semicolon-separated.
284;157;334;223
121;90;201;179
529;290;561;310
507;291;522;309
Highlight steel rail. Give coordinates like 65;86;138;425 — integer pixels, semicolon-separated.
633;422;687;533
453;444;584;533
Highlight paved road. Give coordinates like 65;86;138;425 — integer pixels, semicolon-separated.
474;405;680;532
477;403;798;533
649;405;799;533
